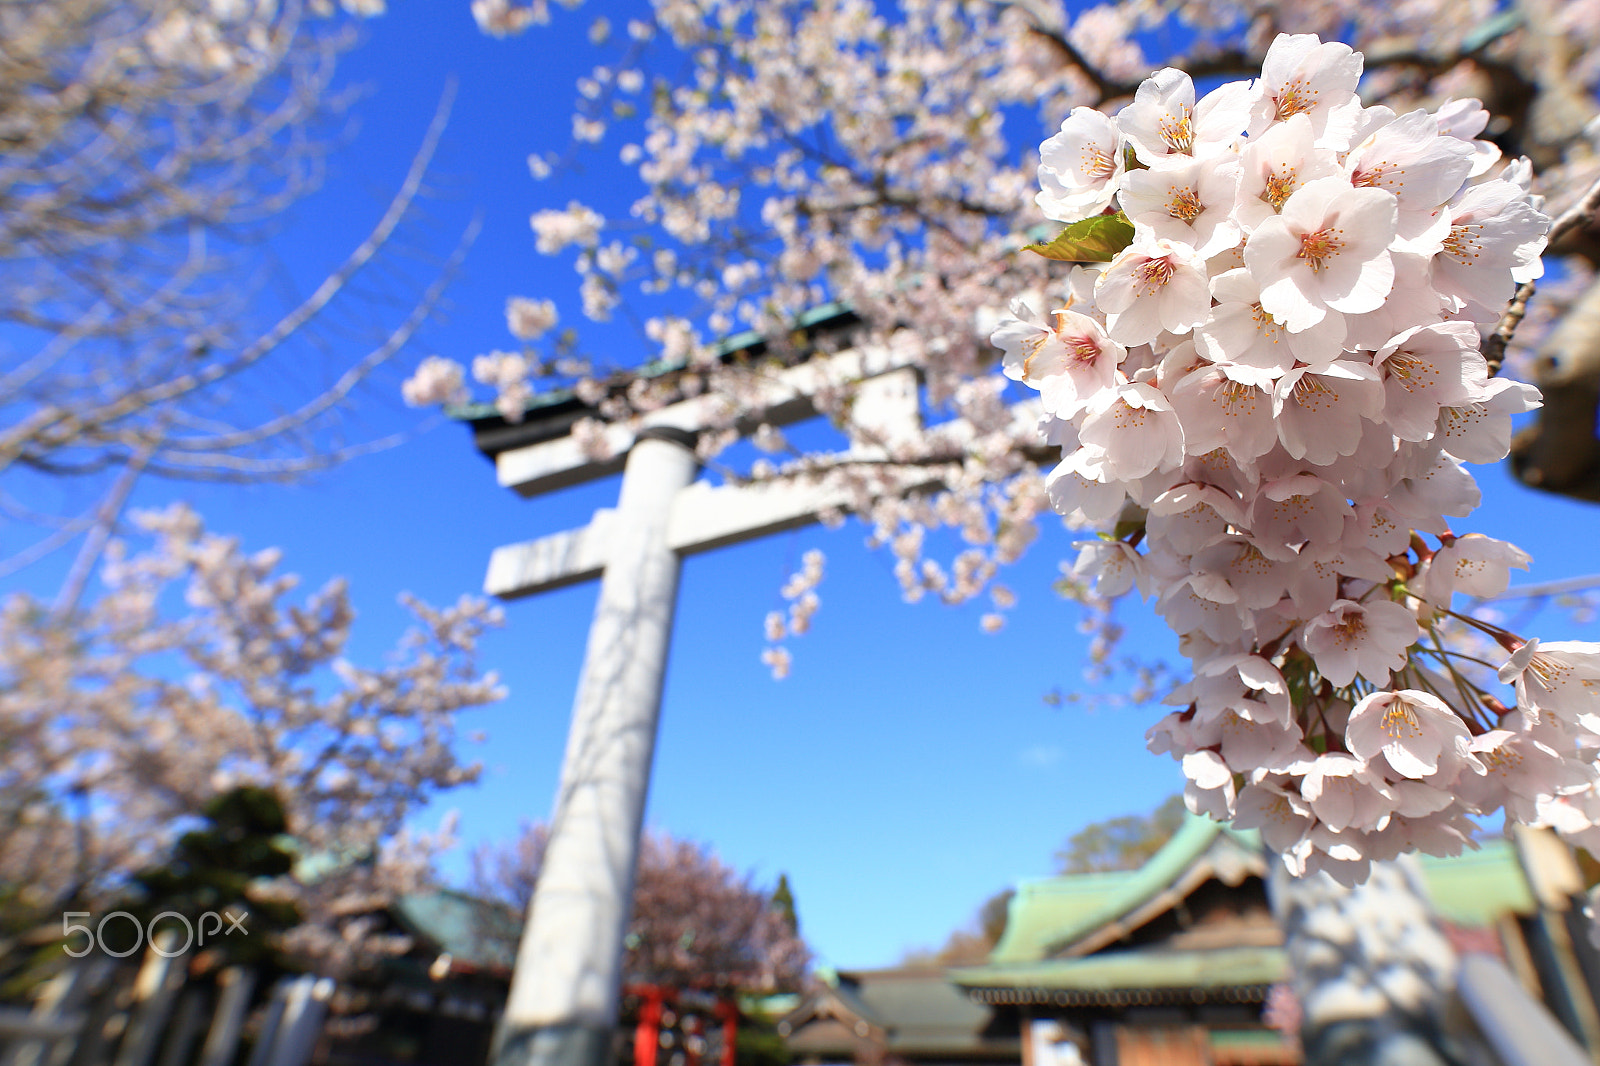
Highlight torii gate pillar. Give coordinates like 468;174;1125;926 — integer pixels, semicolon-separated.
471;336;983;1066
493;427;699;1066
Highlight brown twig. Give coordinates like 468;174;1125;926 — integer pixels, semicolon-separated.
1485;171;1600;375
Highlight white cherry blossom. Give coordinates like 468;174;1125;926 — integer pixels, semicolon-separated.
1095;236;1210;345
1073;539;1152;599
1232;114;1341;233
1418;533;1531;606
1302;598;1421;687
1248;34;1364;149
1036;107;1126;222
1498;640;1600;728
1119;156;1242;256
1435;378;1543;463
1147;482;1249;555
1346;689;1476;780
1344;108;1475;247
1245;176;1398;332
1432;178;1551;315
1197;267;1340;375
1117;69;1256;167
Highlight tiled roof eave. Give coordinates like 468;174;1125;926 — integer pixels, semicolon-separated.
963;983;1273;1009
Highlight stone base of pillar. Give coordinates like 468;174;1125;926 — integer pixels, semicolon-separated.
1303;1018;1457;1066
494;1023;613;1066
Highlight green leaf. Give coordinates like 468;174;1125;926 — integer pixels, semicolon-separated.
1023;213;1135;263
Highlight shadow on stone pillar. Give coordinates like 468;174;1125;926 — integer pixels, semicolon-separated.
1270;857;1496;1066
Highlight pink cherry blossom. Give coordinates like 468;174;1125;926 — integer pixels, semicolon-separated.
1248;34;1364;149
1346;689;1476;780
1271;360;1384;465
1169;363;1278;461
995;303;1127;418
1095;236;1211;345
1370;321;1489;442
1244;177;1398;332
1036;107;1126;222
1302;598;1420;687
1076;381;1185;481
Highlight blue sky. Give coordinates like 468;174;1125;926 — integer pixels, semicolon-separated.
25;1;1600;971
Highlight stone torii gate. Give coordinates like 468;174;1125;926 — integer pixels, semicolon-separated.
472;325;1030;1066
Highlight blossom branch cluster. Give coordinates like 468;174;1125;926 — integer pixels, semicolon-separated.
994;33;1600;883
0;504;505;969
761;547;824;679
444;0;1600;667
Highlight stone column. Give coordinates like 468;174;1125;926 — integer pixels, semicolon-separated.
1271;858;1485;1066
494;428;700;1066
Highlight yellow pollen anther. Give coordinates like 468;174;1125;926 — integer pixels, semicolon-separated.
1291;375;1337;411
1159;107;1195;153
1382;698;1423;739
1069;337;1101;365
1297;227;1344;272
1262;167;1297;210
1274;78;1319;120
1083;145;1116;180
1442;224;1483;265
1168;185;1203;222
1134;257;1177;297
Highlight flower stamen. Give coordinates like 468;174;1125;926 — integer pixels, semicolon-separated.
1158;107;1195;153
1262;167;1297;210
1168;185;1203;222
1297;227;1345;272
1442;224;1483;266
1274;77;1319;120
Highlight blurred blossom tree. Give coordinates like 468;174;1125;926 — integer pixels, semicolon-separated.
470;822;810;992
0;0;507;977
0;504;505;972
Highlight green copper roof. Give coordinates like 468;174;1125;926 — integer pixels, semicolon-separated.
392;890;520;973
1417;839;1538;927
950;945;1286;998
987;814;1538;975
988;815;1263;965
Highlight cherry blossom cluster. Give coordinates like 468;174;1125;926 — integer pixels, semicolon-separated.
0;504;505;971
761;547;825;679
995;33;1600;883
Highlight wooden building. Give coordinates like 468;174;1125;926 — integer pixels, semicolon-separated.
783;815;1600;1066
779;967;1020;1066
949;816;1594;1066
